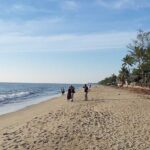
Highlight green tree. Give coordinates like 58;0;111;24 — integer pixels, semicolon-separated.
122;54;134;72
99;74;117;85
118;66;129;85
127;30;150;84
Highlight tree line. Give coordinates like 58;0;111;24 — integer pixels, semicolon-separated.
99;30;150;87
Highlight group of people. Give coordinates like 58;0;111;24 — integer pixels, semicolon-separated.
61;84;90;102
67;85;75;102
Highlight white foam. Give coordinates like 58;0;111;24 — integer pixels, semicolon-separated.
0;94;61;116
0;91;31;102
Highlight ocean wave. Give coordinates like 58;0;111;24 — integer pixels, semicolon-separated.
0;91;34;102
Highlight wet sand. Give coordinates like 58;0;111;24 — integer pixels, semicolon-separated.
0;86;150;150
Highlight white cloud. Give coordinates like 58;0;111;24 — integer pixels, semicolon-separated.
0;32;136;52
2;3;53;14
97;0;150;9
0;17;63;36
62;0;79;11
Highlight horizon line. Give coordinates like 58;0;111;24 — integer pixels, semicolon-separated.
0;81;96;85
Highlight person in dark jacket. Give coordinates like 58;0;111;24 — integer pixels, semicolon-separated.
83;84;88;100
61;88;65;95
70;85;75;102
67;86;72;100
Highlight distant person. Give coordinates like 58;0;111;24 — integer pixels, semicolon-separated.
70;85;75;102
61;88;65;95
67;86;72;100
89;84;92;88
83;84;89;101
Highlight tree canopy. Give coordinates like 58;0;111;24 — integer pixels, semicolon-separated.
99;30;150;87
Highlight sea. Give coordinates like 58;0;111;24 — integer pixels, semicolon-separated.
0;83;82;115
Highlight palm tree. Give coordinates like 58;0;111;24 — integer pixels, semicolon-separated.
144;46;150;66
142;47;150;86
118;66;129;86
122;54;134;71
127;30;150;86
122;54;134;84
127;31;147;83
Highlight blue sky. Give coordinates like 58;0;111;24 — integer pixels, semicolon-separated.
0;0;150;83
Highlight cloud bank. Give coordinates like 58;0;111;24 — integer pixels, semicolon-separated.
62;0;79;11
0;0;148;53
0;32;136;52
97;0;150;9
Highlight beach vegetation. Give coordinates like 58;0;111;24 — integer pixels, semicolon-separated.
99;74;117;86
99;30;150;87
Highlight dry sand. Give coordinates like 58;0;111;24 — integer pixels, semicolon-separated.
0;86;150;150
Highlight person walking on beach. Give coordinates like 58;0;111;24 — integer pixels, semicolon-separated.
83;84;88;101
67;86;72;101
61;88;65;95
70;85;75;102
89;84;91;89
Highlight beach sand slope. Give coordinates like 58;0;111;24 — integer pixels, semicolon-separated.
0;86;150;150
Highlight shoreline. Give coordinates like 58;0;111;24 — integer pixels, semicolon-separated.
0;84;83;117
0;87;83;131
0;93;61;117
0;93;67;131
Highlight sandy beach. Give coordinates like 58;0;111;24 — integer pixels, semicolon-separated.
0;85;150;150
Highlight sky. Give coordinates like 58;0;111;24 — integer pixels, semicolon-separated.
0;0;150;83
